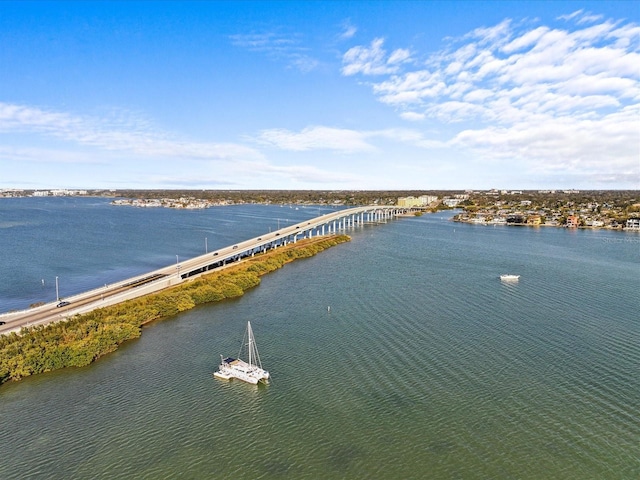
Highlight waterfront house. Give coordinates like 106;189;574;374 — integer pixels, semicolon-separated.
566;215;580;228
506;214;525;224
626;218;640;230
527;215;542;226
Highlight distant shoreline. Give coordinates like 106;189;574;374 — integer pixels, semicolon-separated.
452;217;637;231
3;189;639;231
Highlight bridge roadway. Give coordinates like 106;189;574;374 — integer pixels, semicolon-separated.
0;205;415;335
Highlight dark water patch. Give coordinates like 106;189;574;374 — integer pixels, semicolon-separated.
261;458;294;477
424;439;457;454
327;443;365;473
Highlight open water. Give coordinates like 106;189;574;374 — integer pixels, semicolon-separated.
0;197;638;479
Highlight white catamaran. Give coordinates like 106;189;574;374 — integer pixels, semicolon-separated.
214;321;270;385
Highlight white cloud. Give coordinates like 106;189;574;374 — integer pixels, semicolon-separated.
372;127;448;148
229;32;298;51
230;31;319;73
463;88;494;102
266;163;359;184
339;21;357;40
289;54;320;73
502;26;549;53
341;14;640;182
400;111;425;121
373;70;446;105
388;48;411;64
452;105;640;174
557;10;604;25
342;38;411;76
257;125;446;152
0;102;262;161
0;103;80;132
557;10;584;22
465;19;512;46
0;145;105;164
150;160;358;188
257;126;376;153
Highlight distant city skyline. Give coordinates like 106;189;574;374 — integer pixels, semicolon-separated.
1;1;638;190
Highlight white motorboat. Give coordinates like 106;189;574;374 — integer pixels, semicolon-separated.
500;274;520;282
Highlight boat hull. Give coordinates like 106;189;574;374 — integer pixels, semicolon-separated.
215;358;270;385
500;274;520;282
213;370;233;380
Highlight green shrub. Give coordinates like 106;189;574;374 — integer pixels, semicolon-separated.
0;235;350;385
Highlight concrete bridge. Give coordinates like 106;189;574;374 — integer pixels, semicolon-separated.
177;205;415;280
0;205;416;334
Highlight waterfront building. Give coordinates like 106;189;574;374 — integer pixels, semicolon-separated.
419;195;439;205
626;218;640;230
585;219;605;228
506;214;525;224
566;215;580;228
443;198;462;207
527;215;542;226
397;195;438;207
397;196;418;207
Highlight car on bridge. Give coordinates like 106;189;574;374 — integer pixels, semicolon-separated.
57;301;71;308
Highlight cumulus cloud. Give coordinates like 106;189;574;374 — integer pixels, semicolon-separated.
342;14;640;181
452;105;639;171
342;38;411;76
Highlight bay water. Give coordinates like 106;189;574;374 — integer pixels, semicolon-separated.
0;197;638;479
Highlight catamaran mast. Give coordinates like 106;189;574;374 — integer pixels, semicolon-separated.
247;321;253;367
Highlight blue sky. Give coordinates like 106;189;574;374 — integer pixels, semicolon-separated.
1;1;638;190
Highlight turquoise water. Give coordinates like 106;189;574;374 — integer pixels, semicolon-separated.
1;198;639;479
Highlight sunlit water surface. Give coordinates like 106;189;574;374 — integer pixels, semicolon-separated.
0;198;638;479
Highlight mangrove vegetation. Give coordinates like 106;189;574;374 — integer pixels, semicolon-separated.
0;235;350;385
